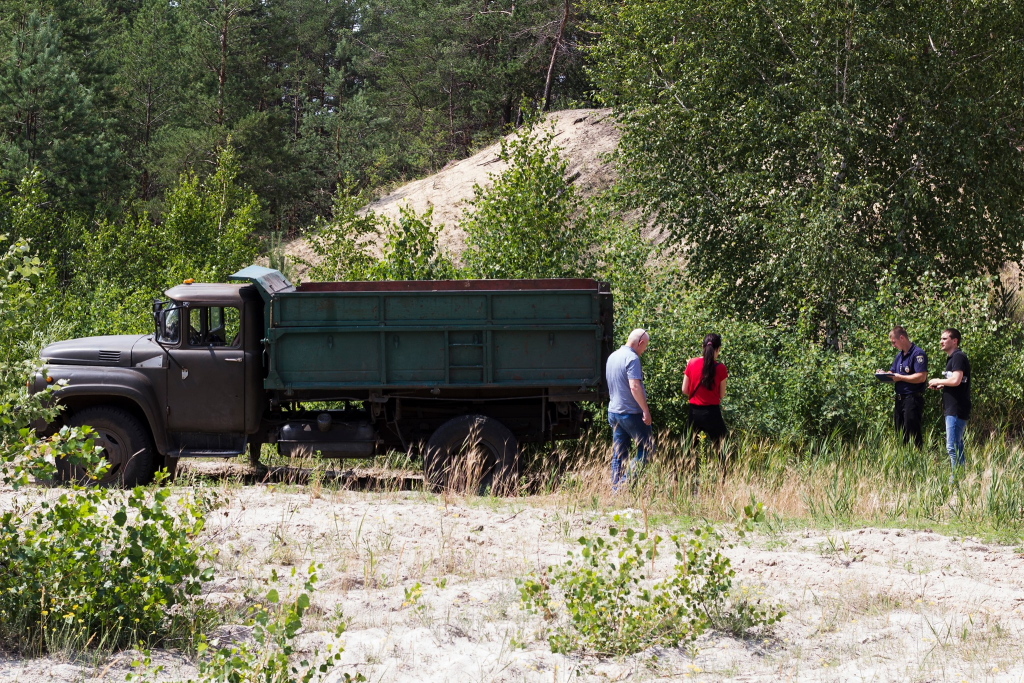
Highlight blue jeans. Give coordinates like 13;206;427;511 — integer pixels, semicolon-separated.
945;415;967;473
608;412;654;489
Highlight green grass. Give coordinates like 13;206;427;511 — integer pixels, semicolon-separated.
530;425;1024;545
181;424;1024;545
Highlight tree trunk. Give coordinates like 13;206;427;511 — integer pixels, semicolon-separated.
142;77;152;199
542;0;570;112
217;15;229;126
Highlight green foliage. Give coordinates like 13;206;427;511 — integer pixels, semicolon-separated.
463;119;596;279
0;232;215;659
0;12;120;207
110;0;185;202
0;235;43;365
304;188;455;283
268;231;297;284
0;481;215;655
129;565;364;683
517;517;783;655
159;144;261;282
735;495;767;539
402;582;424;613
69;143;260;336
354;0;589;180
0;248;107;488
1;424;106;492
619;260;1024;438
0;236;68;466
370;207;458;281
588;0;1024;331
656;426;1024;531
1;0;591;223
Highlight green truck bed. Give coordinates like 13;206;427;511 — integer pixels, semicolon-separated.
231;267;613;394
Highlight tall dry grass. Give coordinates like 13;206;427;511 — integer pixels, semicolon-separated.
523;426;1024;535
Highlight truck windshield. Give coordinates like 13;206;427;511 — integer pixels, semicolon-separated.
156;306;182;344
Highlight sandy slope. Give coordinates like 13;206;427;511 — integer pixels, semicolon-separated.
284;108;619;277
3;476;1024;683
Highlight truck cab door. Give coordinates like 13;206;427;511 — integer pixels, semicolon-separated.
167;306;246;435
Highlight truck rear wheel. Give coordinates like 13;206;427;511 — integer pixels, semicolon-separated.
61;407;156;487
423;415;519;495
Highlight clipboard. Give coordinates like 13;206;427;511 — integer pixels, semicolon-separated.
874;372;895;383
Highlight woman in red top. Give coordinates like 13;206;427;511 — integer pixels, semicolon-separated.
681;333;729;450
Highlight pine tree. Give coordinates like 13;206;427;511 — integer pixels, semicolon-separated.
110;0;185;201
0;12;120;209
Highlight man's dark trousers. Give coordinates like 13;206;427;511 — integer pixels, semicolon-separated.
894;393;924;448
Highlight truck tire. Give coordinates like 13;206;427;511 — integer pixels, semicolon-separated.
61;407;156;487
423;415;518;495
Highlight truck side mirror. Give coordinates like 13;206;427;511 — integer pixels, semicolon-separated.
152;302;165;336
154;304;183;345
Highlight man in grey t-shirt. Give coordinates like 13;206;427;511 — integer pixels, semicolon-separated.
606;328;653;489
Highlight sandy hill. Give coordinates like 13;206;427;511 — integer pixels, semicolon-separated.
286;108;618;276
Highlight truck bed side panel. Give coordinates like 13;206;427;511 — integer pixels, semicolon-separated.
265;286;606;391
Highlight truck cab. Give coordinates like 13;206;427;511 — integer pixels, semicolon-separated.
151;282;266;454
35;281;265;484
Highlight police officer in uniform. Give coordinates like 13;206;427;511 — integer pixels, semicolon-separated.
879;326;928;448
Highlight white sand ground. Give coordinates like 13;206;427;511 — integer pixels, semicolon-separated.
3;475;1024;683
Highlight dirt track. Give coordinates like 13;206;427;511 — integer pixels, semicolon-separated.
3;473;1024;683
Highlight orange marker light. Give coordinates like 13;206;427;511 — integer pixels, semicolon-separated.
46;376;53;382
183;278;195;285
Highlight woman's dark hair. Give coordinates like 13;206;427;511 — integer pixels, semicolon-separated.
700;333;722;391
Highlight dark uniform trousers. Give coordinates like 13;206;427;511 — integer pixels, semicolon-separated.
894;393;924;448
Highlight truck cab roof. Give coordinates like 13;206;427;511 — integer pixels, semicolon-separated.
164;283;261;306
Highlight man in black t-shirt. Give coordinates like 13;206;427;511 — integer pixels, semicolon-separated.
928;328;971;482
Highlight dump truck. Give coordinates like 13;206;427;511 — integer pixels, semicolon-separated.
32;267;613;491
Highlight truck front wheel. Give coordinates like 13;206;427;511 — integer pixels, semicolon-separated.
62;407;156;487
423;415;518;495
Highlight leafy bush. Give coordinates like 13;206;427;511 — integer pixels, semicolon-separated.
462;118;596;279
130;566;364;683
0;233;217;658
0;236;44;372
0;473;214;655
2;145;261;342
589;0;1024;332
0;237;72;470
69;144;261;337
619;264;1024;439
303;186;455;283
517;517;784;655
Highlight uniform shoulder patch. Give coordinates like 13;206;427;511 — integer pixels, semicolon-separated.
916;355;924;363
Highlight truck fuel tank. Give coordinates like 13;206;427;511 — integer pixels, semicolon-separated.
276;415;376;458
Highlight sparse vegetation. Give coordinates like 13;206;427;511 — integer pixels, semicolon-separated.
129;566;364;683
0;468;214;656
538;425;1024;537
517;516;784;655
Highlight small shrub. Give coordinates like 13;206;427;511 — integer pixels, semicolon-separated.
0;470;215;655
1;328;215;657
517;516;784;656
303;186;455;283
711;584;784;638
130;565;364;683
461;116;596;279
